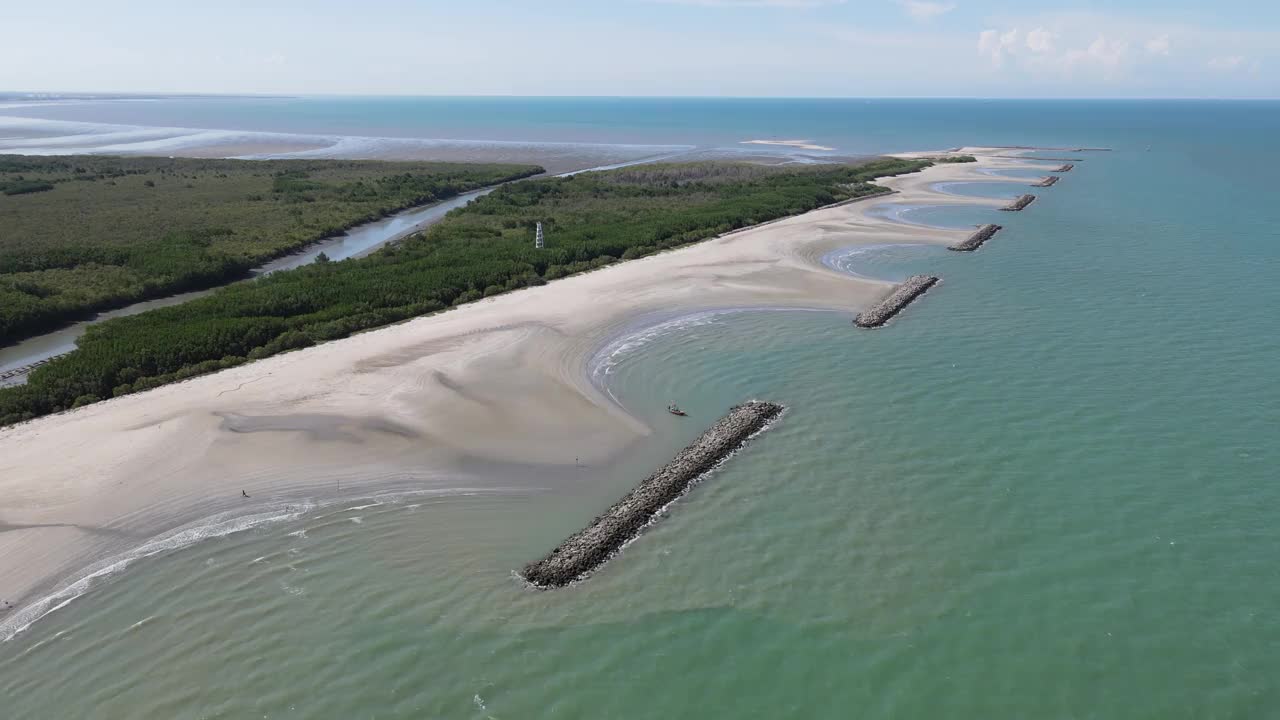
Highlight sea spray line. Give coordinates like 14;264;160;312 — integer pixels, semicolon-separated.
521;401;786;588
930;181;1022;199
0;503;314;643
820;243;936;280
0;485;528;643
854;275;941;328
587;308;832;404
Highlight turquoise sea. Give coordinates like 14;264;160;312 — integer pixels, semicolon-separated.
2;98;1280;718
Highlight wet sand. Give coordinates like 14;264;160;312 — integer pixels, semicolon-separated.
0;148;1055;626
0;115;693;176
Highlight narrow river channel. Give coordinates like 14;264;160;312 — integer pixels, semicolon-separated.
0;154;683;386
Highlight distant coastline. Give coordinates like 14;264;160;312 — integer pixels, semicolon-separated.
740;139;836;151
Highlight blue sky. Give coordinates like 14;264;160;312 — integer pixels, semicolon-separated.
3;0;1276;97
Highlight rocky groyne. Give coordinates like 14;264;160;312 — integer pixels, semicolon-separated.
854;275;940;328
1001;194;1036;212
1053;163;1074;173
521;400;786;588
949;224;1003;252
1033;176;1059;188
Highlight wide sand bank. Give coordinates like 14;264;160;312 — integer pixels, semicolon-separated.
0;148;1052;632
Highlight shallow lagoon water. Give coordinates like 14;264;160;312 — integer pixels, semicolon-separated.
865;202;1003;230
931;180;1026;201
4;100;1280;718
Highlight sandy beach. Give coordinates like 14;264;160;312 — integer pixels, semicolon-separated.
0;148;1051;633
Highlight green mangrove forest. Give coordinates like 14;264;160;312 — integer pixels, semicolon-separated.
0;157;931;426
0;155;542;344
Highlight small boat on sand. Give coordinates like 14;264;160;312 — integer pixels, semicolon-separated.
667;403;688;417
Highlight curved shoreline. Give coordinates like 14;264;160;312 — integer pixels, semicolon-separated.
0;485;533;642
0;146;1046;636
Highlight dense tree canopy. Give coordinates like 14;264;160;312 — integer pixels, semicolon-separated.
0;155;541;344
0;157;930;426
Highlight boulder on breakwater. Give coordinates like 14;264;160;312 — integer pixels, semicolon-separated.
1033;176;1060;188
1053;163;1074;173
1001;194;1036;211
854;275;940;328
949;224;1003;252
521;400;786;588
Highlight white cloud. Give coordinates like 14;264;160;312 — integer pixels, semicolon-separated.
978;27;1020;67
1035;34;1128;79
896;0;955;22
1208;55;1245;70
1071;35;1128;70
1026;27;1054;53
1144;34;1171;55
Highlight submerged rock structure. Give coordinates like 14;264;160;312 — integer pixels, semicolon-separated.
0;353;71;384
1001;194;1036;212
853;275;940;328
522;401;786;588
1053;163;1074;173
949;224;1003;252
1033;176;1060;188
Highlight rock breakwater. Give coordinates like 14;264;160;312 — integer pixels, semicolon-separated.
949;224;1003;252
854;275;940;328
1053;164;1074;173
521;401;786;588
1033;176;1059;187
1001;194;1036;212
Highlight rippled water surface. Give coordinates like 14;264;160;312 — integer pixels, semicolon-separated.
3;100;1280;719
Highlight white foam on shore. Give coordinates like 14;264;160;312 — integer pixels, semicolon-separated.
930;181;1022;199
820;243;935;280
976;166;1047;180
587;308;828;403
0;503;314;643
589;310;730;390
128;615;156;631
0;484;537;643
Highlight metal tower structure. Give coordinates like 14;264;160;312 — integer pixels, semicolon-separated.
535;221;545;249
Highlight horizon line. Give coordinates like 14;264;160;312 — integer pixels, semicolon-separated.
4;91;1279;102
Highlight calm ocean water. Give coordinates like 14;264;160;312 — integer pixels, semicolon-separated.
3;98;1280;718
